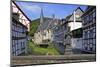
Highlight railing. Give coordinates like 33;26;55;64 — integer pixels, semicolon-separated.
11;54;96;66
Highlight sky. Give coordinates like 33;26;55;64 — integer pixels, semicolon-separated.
15;1;87;21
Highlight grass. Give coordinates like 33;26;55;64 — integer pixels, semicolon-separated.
28;40;60;55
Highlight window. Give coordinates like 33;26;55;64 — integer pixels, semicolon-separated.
83;40;85;45
83;34;85;39
83;17;87;24
89;43;93;47
88;30;90;38
13;52;16;56
86;15;89;22
21;42;23;50
89;43;93;51
89;14;93;22
93;11;96;18
84;40;87;44
23;42;25;49
15;31;16;37
93;32;96;38
43;33;46;36
93;39;96;45
17;32;19;37
16;43;18;51
21;41;25;50
87;39;90;44
12;40;15;46
93;28;96;32
13;31;15;37
93;11;96;23
89;39;93;44
16;32;18;37
93;45;96;51
15;42;17;55
89;29;93;38
17;32;18;37
84;31;88;39
84;45;87;50
90;47;93;51
18;26;20;32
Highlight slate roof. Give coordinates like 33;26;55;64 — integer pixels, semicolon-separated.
36;17;61;32
36;17;53;32
48;19;61;29
66;15;71;21
81;6;96;17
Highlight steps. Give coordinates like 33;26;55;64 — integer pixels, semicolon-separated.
64;45;73;55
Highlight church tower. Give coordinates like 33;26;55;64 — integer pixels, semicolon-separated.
40;8;44;24
52;14;55;19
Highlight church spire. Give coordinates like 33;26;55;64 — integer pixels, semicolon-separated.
52;14;55;19
40;8;44;24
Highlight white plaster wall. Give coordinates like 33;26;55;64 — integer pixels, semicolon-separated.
43;30;52;40
34;32;42;44
34;30;53;44
68;22;82;31
43;30;48;40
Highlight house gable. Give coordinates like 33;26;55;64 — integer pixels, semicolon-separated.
67;7;84;22
12;1;31;31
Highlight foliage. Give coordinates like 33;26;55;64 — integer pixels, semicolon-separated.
28;18;40;36
28;40;60;55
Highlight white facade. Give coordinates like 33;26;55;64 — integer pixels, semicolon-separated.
68;22;82;31
34;32;42;44
42;29;52;40
68;10;82;31
66;8;83;50
34;29;53;44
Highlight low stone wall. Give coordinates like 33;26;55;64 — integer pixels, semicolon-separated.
11;54;96;66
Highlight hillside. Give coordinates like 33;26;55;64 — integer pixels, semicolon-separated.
28;18;40;36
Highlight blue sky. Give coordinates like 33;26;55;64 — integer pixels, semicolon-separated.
16;1;87;21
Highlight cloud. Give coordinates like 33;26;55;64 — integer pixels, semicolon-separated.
19;2;41;14
24;5;41;13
